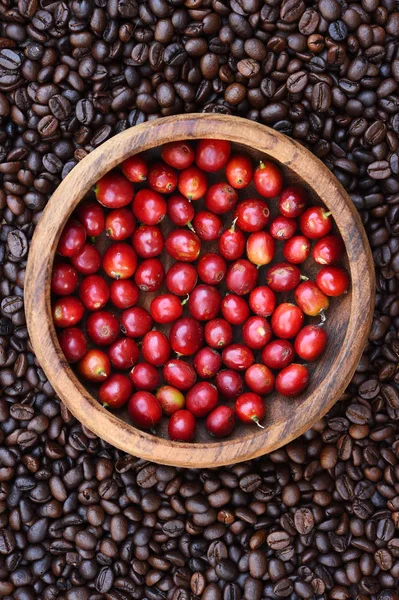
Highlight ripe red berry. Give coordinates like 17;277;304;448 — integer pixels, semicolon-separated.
275;364;309;397
178;166;207;201
58;327;87;363
192;211;223;241
283;236;311;264
242;316;272;350
235;392;266;427
295;325;328;361
150;294;183;324
222;344;255;371
215;370;244;399
196;139;231;172
206;406;236;438
245;364;274;395
79;275;109;310
226;154;253;189
163;359;197;391
219;224;246;261
197;253;227;286
105;208;136;241
166;262;198;296
249;286;276;317
205;182;238;214
148;161;178;194
76;202;105;238
226;259;258;296
142;331;171;366
134;258;165;292
53;296;84;328
121;306;153;338
188;285;221;321
102;243;137;279
167;195;195;226
279;186;307;218
78;349;111;382
99;374;132;408
169;317;204;356
270;216;297;240
96;172;134;208
186;381;219;417
266;262;301;292
128;391;162;429
221;294;250;325
122;154;148;182
71;243;101;275
132;189;167;225
254;161;283;198
86;311;119;346
261;340;295;370
109;280;139;309
316;266;349;297
51;263;78;296
234;199;270;232
57;219;86;257
312;235;344;265
129;362;160;391
162;141;195;170
108;338;140;370
294;281;329;316
246;232;275;266
271;303;304;339
165;229;201;262
193;348;222;379
300;207;332;239
168;410;196;442
204;319;233;349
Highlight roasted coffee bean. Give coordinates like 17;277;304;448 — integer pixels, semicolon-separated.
7;230;28;258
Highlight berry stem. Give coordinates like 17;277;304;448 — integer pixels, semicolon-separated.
252;417;265;429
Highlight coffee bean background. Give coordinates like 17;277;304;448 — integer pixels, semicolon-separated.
1;0;399;598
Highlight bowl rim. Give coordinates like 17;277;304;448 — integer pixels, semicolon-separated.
25;113;375;467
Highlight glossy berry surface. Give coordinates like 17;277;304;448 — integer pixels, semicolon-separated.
254;161;284;198
168;410;196;442
105;208;136;241
128;392;162;429
96;172;134;208
58;327;87;363
148;161;178;194
57;220;86;257
196;139;231;172
52;263;78;296
275;364;309;397
206;406;236;438
316;266;349;297
235;392;266;426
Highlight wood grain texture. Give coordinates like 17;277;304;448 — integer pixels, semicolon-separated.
25;114;375;468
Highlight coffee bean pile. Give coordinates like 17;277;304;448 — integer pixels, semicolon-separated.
1;0;399;598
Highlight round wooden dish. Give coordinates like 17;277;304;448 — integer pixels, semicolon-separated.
25;114;375;468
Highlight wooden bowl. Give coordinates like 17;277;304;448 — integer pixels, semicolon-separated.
25;114;375;468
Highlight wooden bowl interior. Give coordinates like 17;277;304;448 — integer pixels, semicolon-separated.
62;139;350;445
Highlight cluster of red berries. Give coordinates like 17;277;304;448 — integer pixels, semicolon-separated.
51;138;349;442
